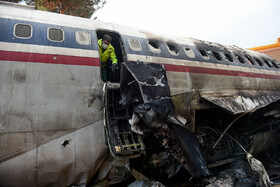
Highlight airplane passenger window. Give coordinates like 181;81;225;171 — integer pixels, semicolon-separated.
235;54;245;64
212;51;222;61
75;31;91;45
183;47;195;58
224;53;233;62
148;41;161;53
199;50;210;60
48;28;64;42
14;23;32;39
271;60;279;69
128;38;142;51
245;56;254;65
166;44;179;56
254;58;263;66
263;59;272;68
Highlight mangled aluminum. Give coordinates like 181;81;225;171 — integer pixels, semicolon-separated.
201;90;280;115
206;130;272;187
119;61;210;178
205;154;272;187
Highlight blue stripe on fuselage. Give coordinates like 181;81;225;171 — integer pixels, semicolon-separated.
0;18;98;50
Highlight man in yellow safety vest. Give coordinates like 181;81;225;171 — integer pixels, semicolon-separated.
98;34;118;82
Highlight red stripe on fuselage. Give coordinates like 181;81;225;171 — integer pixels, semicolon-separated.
0;50;100;66
1;50;280;80
164;64;280;80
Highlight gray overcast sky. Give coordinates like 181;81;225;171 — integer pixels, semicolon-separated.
94;0;280;48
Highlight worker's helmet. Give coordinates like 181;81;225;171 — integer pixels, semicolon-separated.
103;34;112;43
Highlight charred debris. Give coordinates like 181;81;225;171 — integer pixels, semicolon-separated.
93;61;280;187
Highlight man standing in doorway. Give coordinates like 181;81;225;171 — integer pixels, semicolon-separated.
98;34;118;82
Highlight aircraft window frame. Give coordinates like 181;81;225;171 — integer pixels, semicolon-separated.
244;55;255;65
14;23;33;39
271;60;280;69
199;49;210;60
128;38;142;51
148;40;161;54
166;43;179;56
254;58;263;66
212;51;222;61
263;59;272;68
224;53;233;62
75;31;91;45
183;47;195;58
47;27;64;42
235;54;245;64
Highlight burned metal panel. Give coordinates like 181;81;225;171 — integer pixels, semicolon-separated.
120;61;171;104
172;91;212;116
200;90;280;114
119;61;209;178
172;91;212;132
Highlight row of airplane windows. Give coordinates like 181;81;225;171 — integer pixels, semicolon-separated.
14;23;92;45
128;38;279;69
197;48;279;69
13;23;279;69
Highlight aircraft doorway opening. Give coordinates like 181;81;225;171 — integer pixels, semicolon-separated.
97;31;125;83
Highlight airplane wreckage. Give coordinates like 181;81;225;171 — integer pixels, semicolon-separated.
0;2;280;186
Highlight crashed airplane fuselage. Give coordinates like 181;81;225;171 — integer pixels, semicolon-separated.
1;1;280;186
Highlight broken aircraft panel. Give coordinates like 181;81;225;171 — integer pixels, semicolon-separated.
117;61;210;178
120;61;172;104
200;90;280;114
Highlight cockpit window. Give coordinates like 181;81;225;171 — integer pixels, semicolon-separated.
14;23;32;39
48;28;64;42
75;31;91;45
148;40;161;53
166;44;179;56
128;38;142;51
